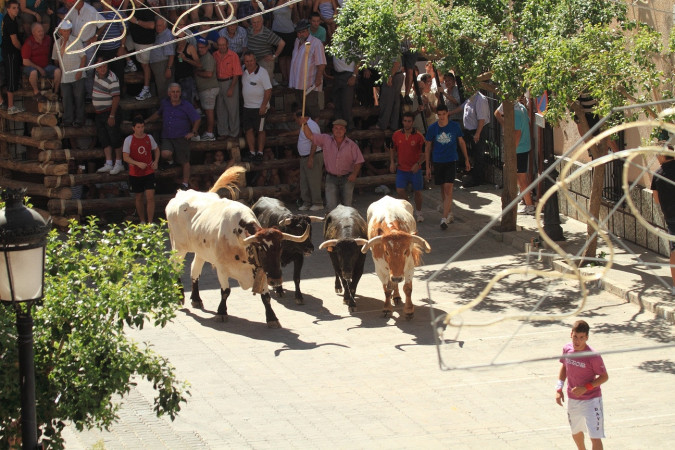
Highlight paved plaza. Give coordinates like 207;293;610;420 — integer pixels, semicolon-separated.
62;185;675;449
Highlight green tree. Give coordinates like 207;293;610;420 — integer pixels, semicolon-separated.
332;0;665;243
0;219;189;448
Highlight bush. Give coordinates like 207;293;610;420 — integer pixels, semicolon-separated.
0;219;189;448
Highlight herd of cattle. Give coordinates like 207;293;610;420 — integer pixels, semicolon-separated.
166;167;432;328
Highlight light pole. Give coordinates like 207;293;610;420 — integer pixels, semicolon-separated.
0;188;50;450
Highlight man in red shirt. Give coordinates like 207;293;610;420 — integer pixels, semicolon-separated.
22;22;61;102
390;111;427;222
213;37;242;138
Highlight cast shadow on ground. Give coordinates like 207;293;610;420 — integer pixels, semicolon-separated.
181;307;350;355
592;307;674;344
637;359;675;375
417;258;592;318
330;293;446;348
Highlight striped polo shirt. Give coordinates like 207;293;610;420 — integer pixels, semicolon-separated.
92;70;120;113
247;26;281;60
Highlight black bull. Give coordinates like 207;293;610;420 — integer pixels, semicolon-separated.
319;205;368;312
252;197;323;304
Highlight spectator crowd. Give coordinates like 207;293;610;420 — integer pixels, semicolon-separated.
2;0;523;228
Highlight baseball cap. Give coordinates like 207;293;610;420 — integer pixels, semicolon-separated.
332;119;348;127
196;36;208;46
59;20;73;31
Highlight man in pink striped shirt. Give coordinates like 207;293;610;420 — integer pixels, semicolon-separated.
289;19;326;120
300;117;364;210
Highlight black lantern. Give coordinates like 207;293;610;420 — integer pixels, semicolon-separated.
0;188;50;450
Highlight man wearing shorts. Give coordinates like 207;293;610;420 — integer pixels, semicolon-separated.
125;0;156;101
241;51;272;161
495;100;535;215
651;143;675;294
123;116;159;224
556;320;609;450
391;111;426;222
92;58;124;175
146;83;201;190
425;104;470;229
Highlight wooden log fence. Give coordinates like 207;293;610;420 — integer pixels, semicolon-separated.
0;176;71;199
0;158;68;176
0;130;61;150
0;109;58;126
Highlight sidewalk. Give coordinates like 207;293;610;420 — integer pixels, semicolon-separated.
447;185;675;324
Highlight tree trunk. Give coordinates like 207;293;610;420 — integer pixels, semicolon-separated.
569;102;606;261
0;130;61;150
500;99;518;231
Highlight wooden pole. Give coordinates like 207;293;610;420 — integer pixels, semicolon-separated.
0;130;61;150
0;158;69;175
301;41;311;117
0;176;72;198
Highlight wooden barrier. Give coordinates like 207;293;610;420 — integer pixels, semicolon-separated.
0;109;58;126
0;176;71;199
0;158;68;176
0;130;61;150
39;149;104;162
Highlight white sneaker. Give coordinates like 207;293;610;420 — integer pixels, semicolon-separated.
440;217;448;230
97;164;113;173
415;211;424;223
110;163;125;175
201;132;215;141
298;204;311;211
190;134;201;142
446;212;454;224
125;61;137;73
309;204;324;211
135;88;151;101
518;205;536;215
7;105;24;115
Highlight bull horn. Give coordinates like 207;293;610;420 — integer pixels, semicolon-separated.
354;238;368;246
279;217;292;227
282;223;310;242
361;235;382;254
319;239;339;250
243;234;258;244
309;216;324;222
412;235;431;253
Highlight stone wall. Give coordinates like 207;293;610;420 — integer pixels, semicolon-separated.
556;157;671;257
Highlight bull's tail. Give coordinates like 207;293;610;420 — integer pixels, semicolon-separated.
209;166;247;199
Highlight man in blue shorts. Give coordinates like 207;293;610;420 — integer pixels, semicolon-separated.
425;105;471;229
390;111;426;222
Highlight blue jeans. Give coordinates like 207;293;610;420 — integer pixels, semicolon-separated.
325;173;355;210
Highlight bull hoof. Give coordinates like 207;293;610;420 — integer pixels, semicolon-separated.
336;287;343;294
275;287;284;297
348;305;357;313
191;300;204;309
267;320;282;329
382;310;392;318
406;312;414;320
214;314;228;322
393;296;402;306
295;296;304;305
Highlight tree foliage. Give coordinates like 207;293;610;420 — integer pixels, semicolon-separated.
0;219;188;448
332;0;667;237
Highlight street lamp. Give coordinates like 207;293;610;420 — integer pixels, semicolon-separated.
0;188;50;450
